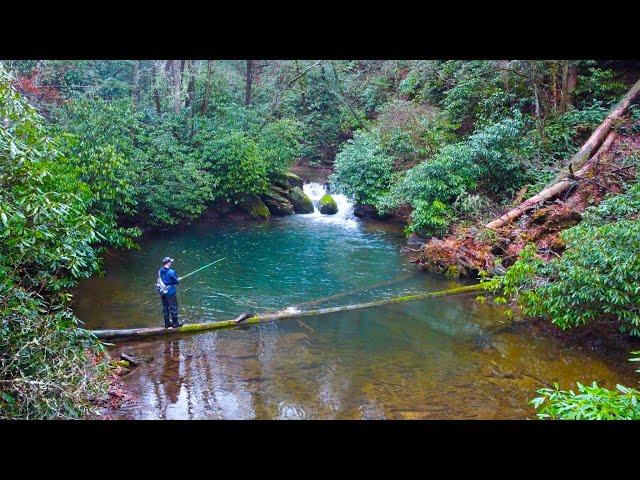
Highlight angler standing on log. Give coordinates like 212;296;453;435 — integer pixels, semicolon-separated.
156;257;184;329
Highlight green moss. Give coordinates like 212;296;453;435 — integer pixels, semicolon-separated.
319;193;338;215
288;186;314;214
239;194;270;219
445;265;460;278
93;283;487;340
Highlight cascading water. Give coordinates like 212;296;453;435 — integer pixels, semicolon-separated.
302;182;357;228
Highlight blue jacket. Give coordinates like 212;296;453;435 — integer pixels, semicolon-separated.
159;267;180;296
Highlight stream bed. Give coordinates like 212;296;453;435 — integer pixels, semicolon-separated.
75;181;637;419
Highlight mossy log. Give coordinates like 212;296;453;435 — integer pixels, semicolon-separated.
89;283;486;340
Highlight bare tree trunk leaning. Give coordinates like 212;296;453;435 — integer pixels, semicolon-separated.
486;132;617;230
485;77;640;230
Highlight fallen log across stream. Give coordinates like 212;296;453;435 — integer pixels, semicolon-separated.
88;283;486;340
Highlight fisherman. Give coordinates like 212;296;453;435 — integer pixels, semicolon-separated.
157;257;184;329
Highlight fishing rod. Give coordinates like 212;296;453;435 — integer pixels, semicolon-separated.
180;257;226;281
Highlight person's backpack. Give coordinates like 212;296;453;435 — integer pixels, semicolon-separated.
156;269;169;295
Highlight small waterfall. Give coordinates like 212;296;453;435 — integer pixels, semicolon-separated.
302;182;357;228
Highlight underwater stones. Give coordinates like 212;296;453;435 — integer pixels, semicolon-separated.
261;191;294;216
288;186;314;214
239;194;271;219
318;193;338;215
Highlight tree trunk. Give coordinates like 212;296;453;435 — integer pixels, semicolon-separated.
245;60;254;106
172;60;182;114
485;77;640;230
89;283;485;340
131;60;140;110
185;60;196;111
200;60;212;115
152;61;162;115
485;132;617;230
560;60;569;113
566;63;578;110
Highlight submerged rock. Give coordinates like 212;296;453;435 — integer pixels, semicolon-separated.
288;186;314;214
239;194;271;219
353;204;390;220
261;191;294;216
318;193;338;215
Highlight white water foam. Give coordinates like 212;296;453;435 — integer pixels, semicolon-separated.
302;182;358;229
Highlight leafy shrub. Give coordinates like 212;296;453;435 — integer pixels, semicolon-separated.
383;113;528;235
532;381;640;420
255;117;303;173
405;199;453;237
135;119;214;226
492;182;640;336
199;129;269;201
531;352;640;420
331;130;394;206
0;68;109;419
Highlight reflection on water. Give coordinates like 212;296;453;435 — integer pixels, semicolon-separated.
109;297;635;419
77;179;637;419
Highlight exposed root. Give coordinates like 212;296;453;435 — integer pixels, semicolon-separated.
413;128;639;277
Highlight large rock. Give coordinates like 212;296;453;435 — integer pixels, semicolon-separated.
213;198;235;216
318;193;338;215
261;191;294;216
288;186;314;214
238;194;270;219
285;172;304;189
270;171;304;191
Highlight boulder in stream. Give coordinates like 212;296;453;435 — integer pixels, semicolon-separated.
270;171;304;190
318;193;338;215
238;194;271;219
288;186;314;214
261;190;294;216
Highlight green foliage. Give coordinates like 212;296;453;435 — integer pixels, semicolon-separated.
134;118;214;226
405;200;453;237
576;67;628;106
532;381;640;420
0;67;109;419
255;118;303;173
52;98;141;247
493;182;640;336
531;352;640;420
199;128;269;201
331;131;394;206
382;113;527;234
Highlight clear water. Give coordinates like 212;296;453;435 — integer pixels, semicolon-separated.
75;182;637;419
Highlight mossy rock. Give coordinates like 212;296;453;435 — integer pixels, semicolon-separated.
285;172;304;189
270;171;304;191
213;198;234;216
261;191;294;216
319;193;338;215
288;186;314;214
238;194;271;219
